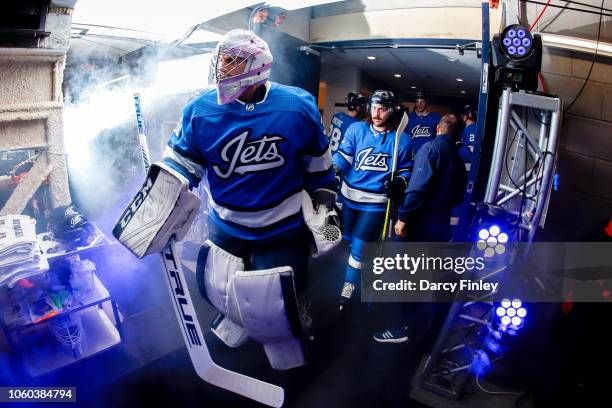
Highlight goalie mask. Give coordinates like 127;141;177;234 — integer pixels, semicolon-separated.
209;29;273;105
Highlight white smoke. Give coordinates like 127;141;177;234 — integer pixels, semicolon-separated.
63;52;213;224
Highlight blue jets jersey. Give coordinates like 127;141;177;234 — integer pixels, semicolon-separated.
328;112;359;153
407;111;441;158
459;123;476;165
333;122;412;211
164;82;335;240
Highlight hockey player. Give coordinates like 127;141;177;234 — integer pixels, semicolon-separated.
327;92;365;154
333;90;412;310
407;91;442;158
459;104;477;171
117;29;337;372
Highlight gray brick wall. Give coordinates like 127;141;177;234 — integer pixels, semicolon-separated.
540;48;612;240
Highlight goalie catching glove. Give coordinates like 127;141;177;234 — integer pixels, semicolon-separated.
301;189;342;257
112;162;201;258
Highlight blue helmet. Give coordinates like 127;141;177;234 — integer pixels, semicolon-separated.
49;204;96;249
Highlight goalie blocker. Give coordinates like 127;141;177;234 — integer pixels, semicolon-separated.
113;162;200;258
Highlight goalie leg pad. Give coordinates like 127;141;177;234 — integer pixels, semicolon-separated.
210;313;249;348
231;267;307;370
113;162;201;258
200;240;245;325
198;241;248;347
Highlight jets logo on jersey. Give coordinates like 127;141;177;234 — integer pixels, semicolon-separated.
212;130;286;179
354;147;389;172
411;125;433;138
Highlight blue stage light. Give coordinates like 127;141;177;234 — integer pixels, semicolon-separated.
500;24;534;61
475;224;508;257
494;298;527;332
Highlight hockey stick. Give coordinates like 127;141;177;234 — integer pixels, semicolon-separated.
131;94;284;407
367;112;409;308
381;111;409;240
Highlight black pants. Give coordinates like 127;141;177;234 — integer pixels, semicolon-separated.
207;218;310;294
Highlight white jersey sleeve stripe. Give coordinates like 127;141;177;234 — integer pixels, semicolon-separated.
341;182;387;204
164;146;205;180
338;151;353;166
208;190;303;228
302;149;332;173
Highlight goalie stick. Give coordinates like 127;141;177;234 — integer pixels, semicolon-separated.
131;94;284;407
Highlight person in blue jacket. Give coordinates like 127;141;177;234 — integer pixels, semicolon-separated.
374;114;467;343
333;90;412;310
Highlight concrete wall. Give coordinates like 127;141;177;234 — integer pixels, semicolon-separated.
310;2;502;43
538;48;612;239
0;3;75;215
319;65;360;130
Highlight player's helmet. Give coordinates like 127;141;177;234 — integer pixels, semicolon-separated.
463;104;477;121
49;204;96;249
209;29;273;105
345;92;365;111
415;91;428;101
368;90;397;112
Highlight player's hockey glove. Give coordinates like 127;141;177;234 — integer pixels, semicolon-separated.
384;176;407;202
333;166;343;192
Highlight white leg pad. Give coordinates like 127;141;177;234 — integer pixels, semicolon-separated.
200;240;248;346
232;267;307;370
211;314;249;348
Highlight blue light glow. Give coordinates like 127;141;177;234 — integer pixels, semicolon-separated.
508;46;517;55
518;30;526;38
495;299;527;332
503;38;512;46
513;38;521;47
508;29;517;38
522;38;531;47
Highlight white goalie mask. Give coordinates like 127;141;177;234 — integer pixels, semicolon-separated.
209;29;273;104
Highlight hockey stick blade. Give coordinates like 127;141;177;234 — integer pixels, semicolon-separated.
160;240;285;407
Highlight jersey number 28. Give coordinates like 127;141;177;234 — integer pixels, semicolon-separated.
329;127;342;152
